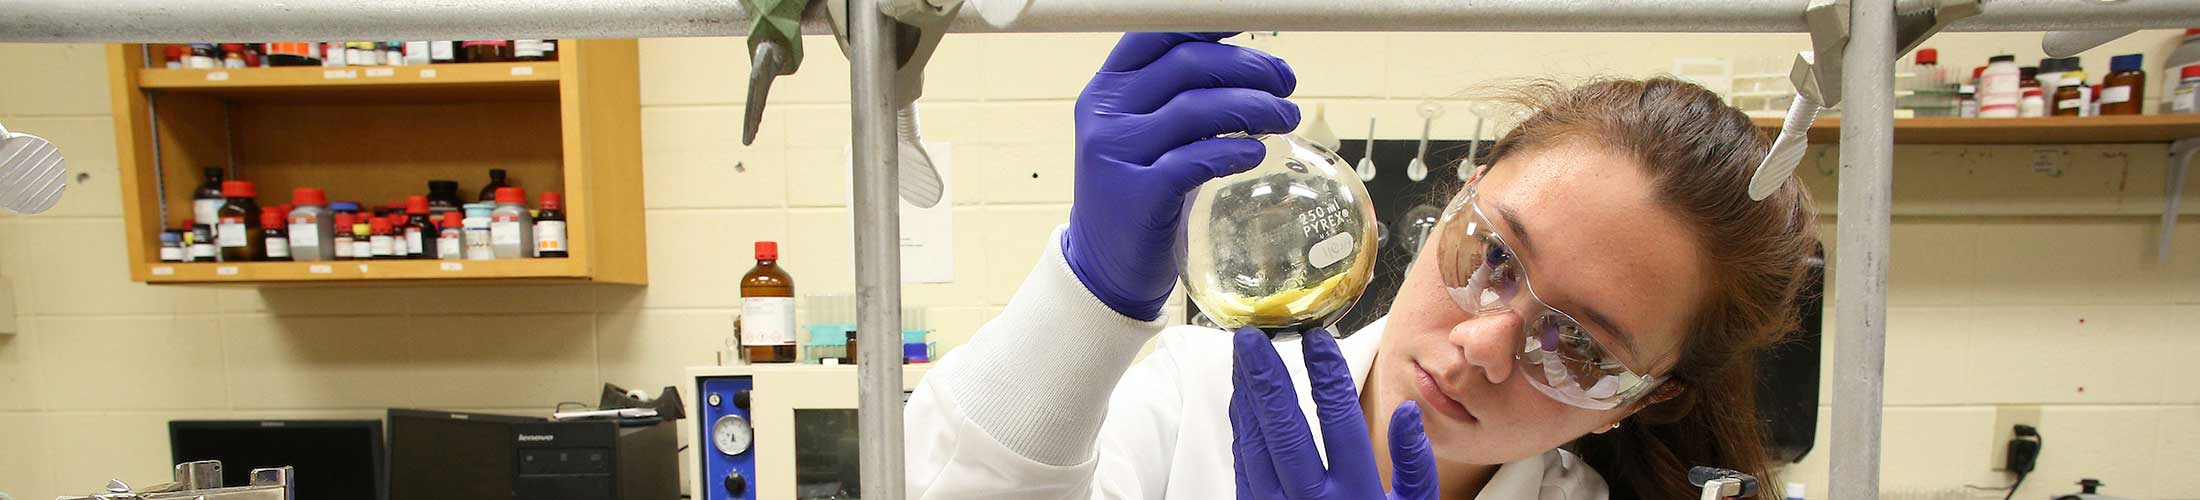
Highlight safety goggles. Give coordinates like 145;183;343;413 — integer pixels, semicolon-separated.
1433;182;1664;410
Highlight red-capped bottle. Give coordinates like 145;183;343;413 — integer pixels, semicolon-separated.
402;195;434;259
216;180;264;262
333;212;357;260
533;192;567;258
260;211;291;262
369;217;396;260
741;241;798;364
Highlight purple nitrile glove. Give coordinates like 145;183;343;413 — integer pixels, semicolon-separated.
1063;32;1301;321
1231;327;1438;500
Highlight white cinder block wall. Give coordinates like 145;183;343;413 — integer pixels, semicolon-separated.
2;29;2197;500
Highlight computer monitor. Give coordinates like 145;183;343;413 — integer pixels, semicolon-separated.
168;419;386;500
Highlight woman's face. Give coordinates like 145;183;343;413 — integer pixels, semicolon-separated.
1372;140;1711;465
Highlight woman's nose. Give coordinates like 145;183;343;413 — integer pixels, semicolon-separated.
1449;310;1524;385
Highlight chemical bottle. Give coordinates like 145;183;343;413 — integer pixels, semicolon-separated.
1979;55;2021;118
216;181;264;262
368;218;396;260
2019;66;2039;90
221;43;248;69
2174;65;2200;114
260;211;291;262
534;192;568;258
2164;29;2200;113
430;41;457;63
321;42;346;67
2037;57;2069;99
741;241;799;364
188;43;219;69
189;225;218;262
287;188;335;261
194;167;226;228
427;180;463;216
350;217;374;260
332;212;356;260
1958;84;1978;118
478;168;512;202
515;39;550;61
438;212;465;261
2020;87;2047;118
163;45;184;69
2100;54;2146;116
463;203;496;260
402;196;433;259
461;40;513;63
2055;74;2088;117
160;229;186;263
490;187;534;259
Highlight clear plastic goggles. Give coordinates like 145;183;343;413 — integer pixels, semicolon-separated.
1433;183;1662;410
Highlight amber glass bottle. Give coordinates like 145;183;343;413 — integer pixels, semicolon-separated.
741;241;799;363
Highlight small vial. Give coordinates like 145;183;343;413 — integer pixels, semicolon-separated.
350;218;373;261
402;196;433;259
160;229;187;263
489;187;535;259
332;212;356;260
438;212;465;260
261;211;292;262
189;225;219;262
2019;87;2046;118
369;218;396;259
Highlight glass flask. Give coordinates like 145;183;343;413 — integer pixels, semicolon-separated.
1179;134;1381;336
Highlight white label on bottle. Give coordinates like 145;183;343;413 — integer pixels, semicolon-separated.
194;199;224;227
418;68;438;79
205;71;229;81
515;40;544;58
309;265;333;274
1308;232;1356;269
406;228;426;254
189;56;217;69
323;69;356;79
216;266;239;276
465;229;495;260
741;297;797;346
534;220;566;253
353;240;372;258
2100;85;2133;105
2177;88;2198;113
491;221;522;245
370;235;394;256
365;67;395;78
160;247;185;262
266;238;290;258
2059;99;2082;110
439;236;462;260
510;66;535;76
430;41;455;60
224;58;245;69
441;262;464;271
217;218;248;248
151;266;175;276
334;237;353;258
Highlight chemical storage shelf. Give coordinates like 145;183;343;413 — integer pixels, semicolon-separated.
1752;114;2200;145
108;42;647;285
143;259;590;284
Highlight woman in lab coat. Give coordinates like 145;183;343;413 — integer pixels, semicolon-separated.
905;32;1819;500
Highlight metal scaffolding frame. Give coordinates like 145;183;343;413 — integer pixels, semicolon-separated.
5;1;2196;498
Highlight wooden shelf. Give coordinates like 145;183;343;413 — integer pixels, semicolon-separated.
108;42;647;286
143;259;590;285
1752;114;2200;145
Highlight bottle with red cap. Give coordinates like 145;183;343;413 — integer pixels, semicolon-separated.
437;212;466;261
741;241;798;364
2173;65;2200;114
350;214;374;260
260;211;292;262
489;187;534;259
332;212;357;260
368;217;396;260
216;180;264;262
534;192;568;258
288;187;335;261
401;195;434;259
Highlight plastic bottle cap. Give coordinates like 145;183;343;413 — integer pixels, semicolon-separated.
1990;55;2016;64
442;212;464;227
221;180;256;198
495;187;527;204
329;202;360;212
161;231;182;242
2020;66;2037;80
222;43;246;52
2110;53;2143;73
261;211;283;227
293;187;327;206
539;192;563;210
335;212;355;226
371;218;392;232
2184;65;2200;79
1973;66;1987;79
1785;482;1806;500
755;241;779;261
489;168;508;180
1915;48;1937;65
2186;28;2200;37
407;195;431;215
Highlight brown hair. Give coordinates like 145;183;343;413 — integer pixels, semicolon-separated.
1478;77;1818;500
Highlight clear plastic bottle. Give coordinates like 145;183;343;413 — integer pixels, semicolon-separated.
489;187;534;259
1979;55;2022;118
463;203;495;260
287;187;335;261
2174;65;2200;114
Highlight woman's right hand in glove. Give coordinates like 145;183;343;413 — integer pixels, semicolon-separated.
1063;32;1301;321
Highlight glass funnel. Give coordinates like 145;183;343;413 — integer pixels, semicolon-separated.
1178;134;1380;336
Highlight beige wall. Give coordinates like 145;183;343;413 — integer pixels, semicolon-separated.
3;29;2198;500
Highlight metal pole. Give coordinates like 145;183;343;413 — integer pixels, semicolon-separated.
848;0;907;498
1833;0;1894;498
5;0;2200;41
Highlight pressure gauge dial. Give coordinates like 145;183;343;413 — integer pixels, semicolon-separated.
712;414;753;455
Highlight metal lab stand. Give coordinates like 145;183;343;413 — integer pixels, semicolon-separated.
5;1;2199;498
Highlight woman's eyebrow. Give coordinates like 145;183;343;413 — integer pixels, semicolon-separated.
1496;201;1641;359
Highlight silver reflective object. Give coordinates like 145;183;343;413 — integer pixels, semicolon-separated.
1179;134;1379;334
0;123;66;214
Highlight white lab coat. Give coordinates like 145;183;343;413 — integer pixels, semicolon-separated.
906;227;1609;500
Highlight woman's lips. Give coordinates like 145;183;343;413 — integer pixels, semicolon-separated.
1412;361;1477;423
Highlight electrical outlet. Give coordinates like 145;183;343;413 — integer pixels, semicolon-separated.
1991;405;2041;471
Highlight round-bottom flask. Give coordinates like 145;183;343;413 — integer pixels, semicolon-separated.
1178;134;1381;337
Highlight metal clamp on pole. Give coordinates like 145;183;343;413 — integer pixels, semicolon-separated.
1749;0;1978;200
827;0;962;208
